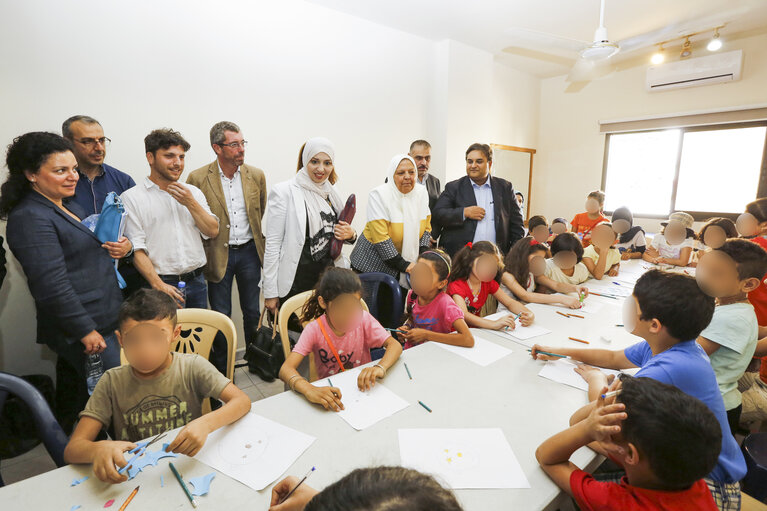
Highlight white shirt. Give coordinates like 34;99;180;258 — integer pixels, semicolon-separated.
650;234;695;262
218;163;253;245
122;177;217;275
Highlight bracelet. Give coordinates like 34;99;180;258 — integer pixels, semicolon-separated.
374;363;387;377
288;374;305;392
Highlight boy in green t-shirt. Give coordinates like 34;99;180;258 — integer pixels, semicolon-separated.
64;289;251;484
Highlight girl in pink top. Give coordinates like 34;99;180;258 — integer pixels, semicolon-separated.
279;268;402;412
397;250;474;349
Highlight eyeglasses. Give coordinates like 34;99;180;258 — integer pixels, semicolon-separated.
217;141;248;149
75;137;111;148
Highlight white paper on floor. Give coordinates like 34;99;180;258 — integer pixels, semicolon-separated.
326;366;410;431
538;358;622;392
433;334;513;367
398;428;530;489
194;412;315;491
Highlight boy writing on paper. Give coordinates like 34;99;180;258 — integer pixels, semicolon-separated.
64;289;251;484
530;270;746;509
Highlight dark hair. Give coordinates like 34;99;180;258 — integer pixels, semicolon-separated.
62;115;101;140
464;142;492;162
419;249;452;282
118;289;178;329
505;236;548;286
0;132;74;219
449;241;503;283
301;267;363;323
698;217;738;242
515;191;524;200
746;198;767;223
305;466;463;511
550;232;584;263
409;139;431;152
144;128;190;154
633;270;714;341
715;238;767;281
528;215;548;231
296;142;337;185
587;190;605;206
552;217;567;225
617;375;721;489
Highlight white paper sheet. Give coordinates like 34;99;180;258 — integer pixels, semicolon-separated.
398;428;530;489
194;413;315;491
538;358;622;392
325;367;410;431
433;335;513;366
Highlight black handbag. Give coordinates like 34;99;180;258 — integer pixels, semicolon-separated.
243;310;285;382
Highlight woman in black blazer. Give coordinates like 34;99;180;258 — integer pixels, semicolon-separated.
1;132;125;432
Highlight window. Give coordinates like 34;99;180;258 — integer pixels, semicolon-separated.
602;122;767;219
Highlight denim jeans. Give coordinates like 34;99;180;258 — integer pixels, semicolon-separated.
160;272;208;309
208;241;262;339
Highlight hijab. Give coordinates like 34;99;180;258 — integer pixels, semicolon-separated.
612;206;644;244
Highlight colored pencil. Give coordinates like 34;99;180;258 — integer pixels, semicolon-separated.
327;378;333;387
418;400;432;413
612;281;622;286
278;467;316;504
568;336;590;344
589;292;618;299
385;328;407;334
169;462;198;508
601;389;622;399
567;313;585;319
404;363;412;380
615;324;624;327
556;311;570;318
527;349;567;358
118;486;139;511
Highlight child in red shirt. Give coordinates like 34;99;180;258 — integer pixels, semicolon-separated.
447;241;534;331
571;190;608;247
536;375;721;511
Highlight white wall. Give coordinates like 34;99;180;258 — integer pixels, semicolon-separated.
0;0;540;377
533;31;767;233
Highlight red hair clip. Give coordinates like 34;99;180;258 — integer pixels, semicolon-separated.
466;242;473;249
530;239;540;246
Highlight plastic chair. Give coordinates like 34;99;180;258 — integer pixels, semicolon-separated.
742;432;767;502
0;372;68;484
120;308;237;414
277;292;369;383
358;272;404;329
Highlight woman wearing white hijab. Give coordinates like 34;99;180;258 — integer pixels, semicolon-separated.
263;137;356;313
350;154;432;287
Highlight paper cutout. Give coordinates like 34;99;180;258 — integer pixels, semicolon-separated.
195;413;315;491
433;334;512;366
328;366;410;430
187;472;216;496
70;476;89;486
399;428;530;489
538;358;622;391
126;442;178;480
69;506;82;511
104;498;115;507
160;475;164;487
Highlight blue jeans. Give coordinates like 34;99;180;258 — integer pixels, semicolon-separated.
160;272;208;309
208;241;262;338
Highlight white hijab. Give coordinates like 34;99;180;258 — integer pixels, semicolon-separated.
369;154;431;286
294;137;344;260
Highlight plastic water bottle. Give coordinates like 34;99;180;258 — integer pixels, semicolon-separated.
85;353;104;395
177;281;186;308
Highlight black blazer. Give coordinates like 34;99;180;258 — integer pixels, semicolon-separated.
432;175;525;257
423;173;441;213
6;192;122;351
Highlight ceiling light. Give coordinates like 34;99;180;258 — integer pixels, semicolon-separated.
707;29;722;51
680;37;692;59
651;45;665;65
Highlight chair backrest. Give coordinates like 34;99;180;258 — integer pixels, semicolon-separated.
0;372;68;468
277;291;369;383
358;272;404;329
119;308;237;414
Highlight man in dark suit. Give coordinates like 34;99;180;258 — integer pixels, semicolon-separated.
433;142;525;257
409;140;441;243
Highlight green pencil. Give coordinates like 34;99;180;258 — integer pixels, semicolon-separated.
169;462;198;508
404;363;412;380
527;348;567;358
418;400;432;413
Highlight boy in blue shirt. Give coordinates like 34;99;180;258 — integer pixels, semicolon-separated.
532;270;746;511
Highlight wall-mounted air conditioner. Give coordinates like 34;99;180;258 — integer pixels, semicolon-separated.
646;49;742;92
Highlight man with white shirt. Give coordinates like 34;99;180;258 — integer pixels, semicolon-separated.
121;129;219;309
187;121;266;343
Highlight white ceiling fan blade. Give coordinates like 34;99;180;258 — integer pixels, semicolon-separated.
504;27;589;59
566;58;615;83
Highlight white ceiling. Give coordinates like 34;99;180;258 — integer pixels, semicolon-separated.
308;0;767;77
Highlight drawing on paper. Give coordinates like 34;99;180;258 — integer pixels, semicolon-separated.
217;427;268;466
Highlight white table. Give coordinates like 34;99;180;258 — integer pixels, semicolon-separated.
0;261;653;511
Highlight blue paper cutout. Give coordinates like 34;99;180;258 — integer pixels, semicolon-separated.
160;475;164;487
69;506;82;511
70;476;89;486
126;442;178;480
187;472;216;496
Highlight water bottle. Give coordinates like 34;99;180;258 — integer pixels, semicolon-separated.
177;281;186;308
85;353;104;395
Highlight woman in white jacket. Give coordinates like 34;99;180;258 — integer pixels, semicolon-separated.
262;137;356;313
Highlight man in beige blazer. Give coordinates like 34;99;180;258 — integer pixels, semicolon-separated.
187;121;266;371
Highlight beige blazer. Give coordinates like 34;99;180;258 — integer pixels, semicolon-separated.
187;161;266;283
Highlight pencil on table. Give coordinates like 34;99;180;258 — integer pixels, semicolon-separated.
567;313;585;319
118;486;140;511
404;363;412;380
556;311;570;318
568;336;590;344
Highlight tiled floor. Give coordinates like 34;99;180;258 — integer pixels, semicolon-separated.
0;363;284;487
